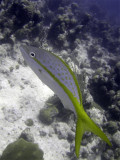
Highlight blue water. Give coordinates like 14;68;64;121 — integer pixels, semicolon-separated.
74;0;120;26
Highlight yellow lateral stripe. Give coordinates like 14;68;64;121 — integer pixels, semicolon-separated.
42;49;83;106
33;57;82;114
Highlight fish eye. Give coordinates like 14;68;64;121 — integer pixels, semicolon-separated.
30;52;35;58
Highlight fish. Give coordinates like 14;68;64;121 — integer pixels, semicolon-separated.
20;45;112;158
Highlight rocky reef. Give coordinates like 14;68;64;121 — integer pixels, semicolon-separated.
89;61;120;120
0;0;119;53
0;0;44;43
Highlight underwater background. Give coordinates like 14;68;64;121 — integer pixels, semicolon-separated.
0;0;120;160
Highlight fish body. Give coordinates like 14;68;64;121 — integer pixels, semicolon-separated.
20;45;111;157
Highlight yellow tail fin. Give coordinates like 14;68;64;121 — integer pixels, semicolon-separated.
75;111;112;158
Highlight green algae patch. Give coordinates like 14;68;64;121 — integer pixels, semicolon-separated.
0;138;44;160
39;105;59;125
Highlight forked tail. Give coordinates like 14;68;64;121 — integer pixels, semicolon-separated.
75;111;112;158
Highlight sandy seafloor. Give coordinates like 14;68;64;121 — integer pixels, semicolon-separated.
0;43;75;160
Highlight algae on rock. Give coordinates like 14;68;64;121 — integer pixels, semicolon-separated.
0;138;44;160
